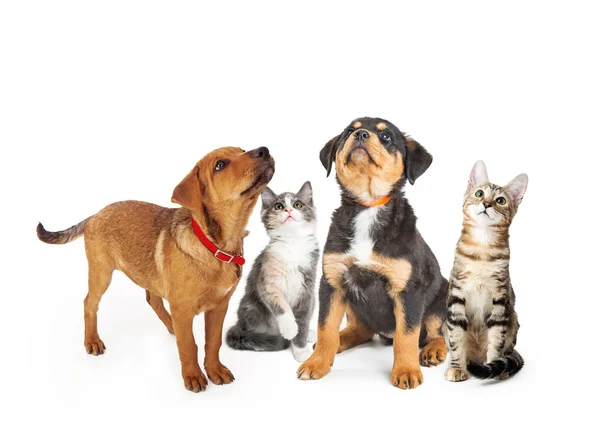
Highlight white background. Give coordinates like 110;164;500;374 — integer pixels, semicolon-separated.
1;1;598;426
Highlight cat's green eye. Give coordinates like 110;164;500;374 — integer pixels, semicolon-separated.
475;190;484;198
274;203;284;211
293;201;304;209
496;197;507;205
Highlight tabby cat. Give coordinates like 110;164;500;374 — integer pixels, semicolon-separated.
443;160;528;381
226;182;319;362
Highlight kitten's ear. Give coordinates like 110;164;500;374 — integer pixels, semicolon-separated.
505;173;528;207
261;187;277;208
320;134;342;177
297;181;313;205
469;160;489;188
404;136;433;185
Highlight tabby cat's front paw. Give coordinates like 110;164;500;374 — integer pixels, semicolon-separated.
444;367;469;382
276;314;298;340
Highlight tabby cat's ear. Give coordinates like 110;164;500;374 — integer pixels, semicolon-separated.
261;187;277;208
297;181;313;206
469;160;489;188
505;174;528;207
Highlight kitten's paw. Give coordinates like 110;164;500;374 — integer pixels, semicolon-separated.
276;314;298;340
307;329;317;342
292;345;313;362
420;338;447;367
444;367;469;382
391;366;423;390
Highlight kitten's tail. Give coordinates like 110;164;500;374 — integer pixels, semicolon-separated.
226;324;290;352
37;218;91;245
467;349;524;379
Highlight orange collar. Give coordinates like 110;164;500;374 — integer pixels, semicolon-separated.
359;196;392;207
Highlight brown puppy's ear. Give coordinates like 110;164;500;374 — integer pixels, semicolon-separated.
319;134;341;177
404;137;433;185
171;166;203;214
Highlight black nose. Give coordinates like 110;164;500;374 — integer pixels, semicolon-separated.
251;146;270;159
483;201;492;209
355;130;370;142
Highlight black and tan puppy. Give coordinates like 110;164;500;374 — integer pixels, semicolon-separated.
297;117;447;389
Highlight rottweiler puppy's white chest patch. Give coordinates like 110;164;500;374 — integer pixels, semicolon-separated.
347;206;383;264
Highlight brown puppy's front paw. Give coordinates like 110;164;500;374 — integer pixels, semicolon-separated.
182;368;208;392
297;355;331;380
391;366;423;390
84;337;106;356
420;339;447;367
444;367;469;382
205;363;235;385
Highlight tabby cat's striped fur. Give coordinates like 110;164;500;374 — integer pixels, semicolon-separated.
443;161;528;381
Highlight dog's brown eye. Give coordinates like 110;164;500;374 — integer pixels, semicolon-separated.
274;203;284;211
215;160;227;171
496;197;506;205
293;201;303;209
346;128;355;136
380;132;391;142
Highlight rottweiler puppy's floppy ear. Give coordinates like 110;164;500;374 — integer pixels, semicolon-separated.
320;134;341;177
404;137;433;185
172;166;204;215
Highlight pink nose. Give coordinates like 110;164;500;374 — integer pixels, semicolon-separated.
285;208;292;213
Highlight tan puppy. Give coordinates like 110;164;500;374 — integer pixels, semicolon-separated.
37;146;275;392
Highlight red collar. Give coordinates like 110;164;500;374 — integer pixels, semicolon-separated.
191;218;245;265
359;195;392;207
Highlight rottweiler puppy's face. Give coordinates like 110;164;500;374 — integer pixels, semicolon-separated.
320;117;432;202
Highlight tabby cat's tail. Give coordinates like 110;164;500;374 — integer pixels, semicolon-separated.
226;324;290;352
37;218;90;245
467;349;524;379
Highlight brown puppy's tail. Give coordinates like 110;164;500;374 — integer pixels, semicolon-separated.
37;217;90;244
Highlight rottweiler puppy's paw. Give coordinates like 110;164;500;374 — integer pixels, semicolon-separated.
297;356;331;380
182;368;208;392
420;339;447;367
205;363;235;385
444;367;469;382
391;366;424;390
84;337;106;356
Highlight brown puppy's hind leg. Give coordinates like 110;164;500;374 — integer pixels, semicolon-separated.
83;262;113;356
337;307;373;353
145;290;174;334
171;306;207;393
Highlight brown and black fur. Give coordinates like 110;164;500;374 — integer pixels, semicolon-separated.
297;117;447;389
37;146;274;392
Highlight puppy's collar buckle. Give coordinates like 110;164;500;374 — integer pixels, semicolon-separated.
191;218;246;266
214;249;233;263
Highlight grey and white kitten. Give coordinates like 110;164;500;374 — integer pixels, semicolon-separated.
226;181;319;362
443;161;528;381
